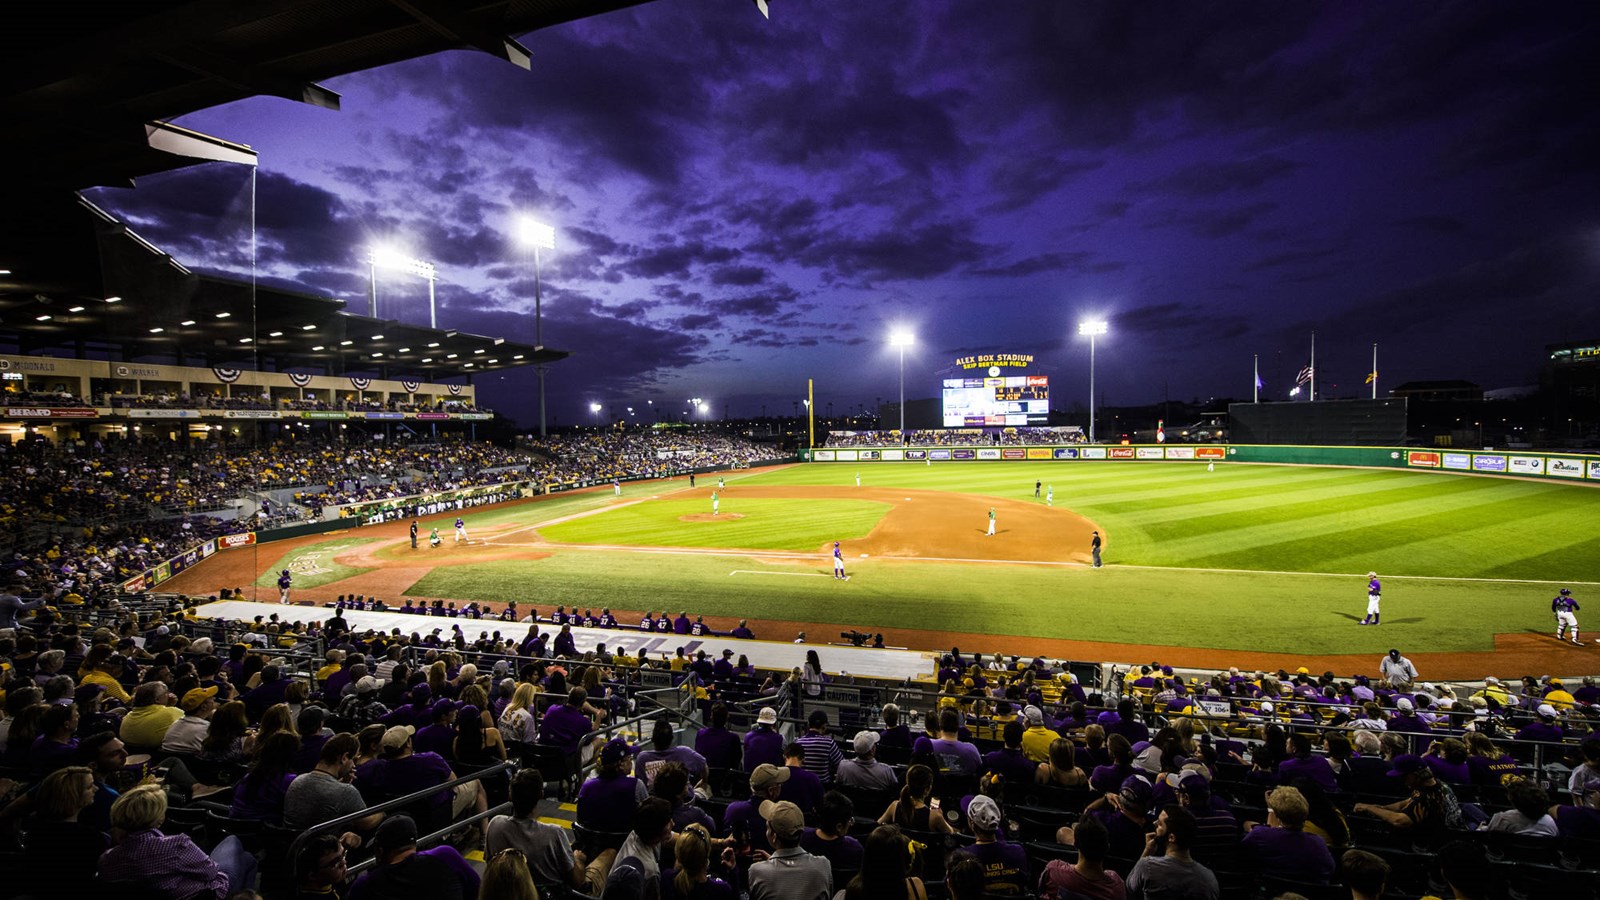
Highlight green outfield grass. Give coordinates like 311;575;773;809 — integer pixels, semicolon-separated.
254;537;383;590
360;463;1600;655
538;498;887;549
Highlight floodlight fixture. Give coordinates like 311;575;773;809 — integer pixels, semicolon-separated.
889;330;915;433
1078;320;1109;441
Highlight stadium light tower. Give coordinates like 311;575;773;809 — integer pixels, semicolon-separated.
367;245;438;326
889;330;914;433
516;216;557;436
589;401;602;427
1078;320;1108;442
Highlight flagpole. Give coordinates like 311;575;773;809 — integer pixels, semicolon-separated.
1371;343;1378;400
1253;354;1259;403
1309;331;1316;402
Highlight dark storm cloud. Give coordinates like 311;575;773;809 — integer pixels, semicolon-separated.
378;34;705;186
1115;303;1253;345
1391;215;1469;237
1134;156;1303;198
615;241;740;280
983;157;1106;213
725;197;824;235
796;221;992;281
1143;202;1278;239
709;265;770;287
719;285;799;318
676;313;718;330
971;251;1100;278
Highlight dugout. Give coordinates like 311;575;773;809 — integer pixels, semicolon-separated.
1228;398;1407;446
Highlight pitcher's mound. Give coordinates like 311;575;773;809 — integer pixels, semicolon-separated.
679;513;745;522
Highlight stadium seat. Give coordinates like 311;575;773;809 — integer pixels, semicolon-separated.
1257;875;1348;900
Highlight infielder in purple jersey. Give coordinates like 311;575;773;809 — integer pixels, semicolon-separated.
832;541;847;580
1360;571;1381;625
1553;588;1582;645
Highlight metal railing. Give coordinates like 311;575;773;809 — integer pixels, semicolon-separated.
285;759;516;878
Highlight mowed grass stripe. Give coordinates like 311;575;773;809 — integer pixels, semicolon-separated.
538;498;889;550
1128;481;1572;568
1320;507;1600;577
1096;469;1486;525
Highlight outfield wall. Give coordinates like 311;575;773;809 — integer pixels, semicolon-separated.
803;444;1600;485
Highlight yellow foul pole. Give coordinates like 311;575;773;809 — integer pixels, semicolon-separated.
807;378;815;449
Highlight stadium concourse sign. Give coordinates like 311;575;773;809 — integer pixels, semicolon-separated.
807;443;1599;484
5;406;98;418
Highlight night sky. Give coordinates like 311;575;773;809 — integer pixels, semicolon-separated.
88;1;1600;428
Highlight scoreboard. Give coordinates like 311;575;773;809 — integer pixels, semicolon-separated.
942;375;1050;426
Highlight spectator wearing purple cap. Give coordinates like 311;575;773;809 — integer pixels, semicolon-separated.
1352;754;1464;847
412;699;459;758
1063;774;1154;863
1240;786;1335;882
576;737;648;834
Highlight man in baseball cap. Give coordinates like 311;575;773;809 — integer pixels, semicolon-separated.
161;686;219;754
1352;755;1465;842
965;794;1029;893
724;764;789;854
350;814;479;898
748;800;831;899
745;707;784;770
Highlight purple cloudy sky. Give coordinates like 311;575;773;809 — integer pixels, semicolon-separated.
89;1;1600;428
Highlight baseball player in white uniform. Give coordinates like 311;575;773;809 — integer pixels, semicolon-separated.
454;516;468;543
1554;588;1582;644
1361;572;1381;625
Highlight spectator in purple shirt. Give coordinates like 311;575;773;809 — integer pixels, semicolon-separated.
541;687;601;757
673;611;692;635
730;619;755;639
636;717;709;792
1277;732;1339;794
349;814;479;900
1105;698;1150;744
413;700;459;759
878;703;912;751
724;763;788;855
1241;786;1335;882
984;720;1038;787
913;708;982;776
744;707;785;771
1515;704;1566;744
780;742;827;814
577;737;649;834
695;702;743;771
29;703;80;775
960;795;1030;894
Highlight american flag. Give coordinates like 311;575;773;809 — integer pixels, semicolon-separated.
1296;364;1314;385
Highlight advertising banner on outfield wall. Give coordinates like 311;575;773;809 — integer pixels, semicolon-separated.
1547;457;1585;478
1195;447;1227;460
883;449;905;460
1589;460;1600;479
1509;455;1545;475
1136;447;1163;459
1081;447;1107;459
1002;449;1026;459
1053;448;1080;459
1473;454;1507;472
814;451;836;461
1443;453;1471;471
977;448;1001;459
1165;447;1196;459
1027;448;1053;459
858;450;880;460
952;449;976;459
930;449;952;460
1109;447;1136;459
201;540;216;558
904;449;927;460
835;450;859;461
218;533;257;549
1407;451;1441;468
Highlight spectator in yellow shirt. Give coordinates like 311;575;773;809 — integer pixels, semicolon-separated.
119;682;184;750
80;655;132;705
1020;705;1062;763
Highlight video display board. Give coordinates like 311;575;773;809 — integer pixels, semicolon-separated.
942;375;1049;426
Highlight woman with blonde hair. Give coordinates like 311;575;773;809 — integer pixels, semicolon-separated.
427;660;449;698
254;703;298;752
21;765;106;897
99;783;256;898
663;822;734;899
480;847;540;900
499;682;541;744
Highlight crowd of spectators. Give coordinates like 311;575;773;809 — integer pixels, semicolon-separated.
4;590;1599;900
520;431;771;486
1;388;94;409
98;392;487;414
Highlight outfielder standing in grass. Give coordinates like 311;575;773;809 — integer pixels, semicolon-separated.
1553;588;1582;645
1360;571;1382;625
712;491;719;515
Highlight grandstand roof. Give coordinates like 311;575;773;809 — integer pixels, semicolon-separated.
2;0;654;377
0;0;656;195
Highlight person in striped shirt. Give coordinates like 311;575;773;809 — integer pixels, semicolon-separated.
796;709;844;784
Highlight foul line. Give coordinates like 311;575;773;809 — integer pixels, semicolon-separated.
730;570;830;578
